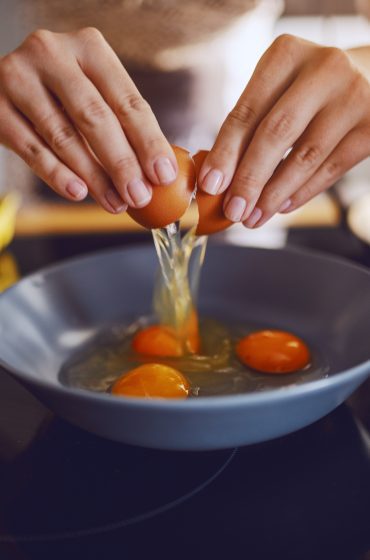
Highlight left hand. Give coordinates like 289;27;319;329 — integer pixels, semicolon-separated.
197;34;370;227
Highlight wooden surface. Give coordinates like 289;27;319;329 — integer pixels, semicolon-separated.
14;193;340;237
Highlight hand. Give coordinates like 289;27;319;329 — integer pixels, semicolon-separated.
0;28;178;213
198;35;370;227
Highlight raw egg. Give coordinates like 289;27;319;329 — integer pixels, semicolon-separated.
180;308;201;354
127;145;195;229
132;325;183;357
111;363;190;399
194;150;232;236
132;313;200;357
127;145;233;235
236;330;311;374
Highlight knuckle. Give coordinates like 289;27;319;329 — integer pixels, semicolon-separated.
294;184;312;205
141;136;166;154
24;29;55;53
227;103;257;128
321;46;348;69
324;159;341;181
116;94;150;120
268;187;284;205
272;34;298;54
48;122;77;150
111;154;137;175
78;26;104;43
261;111;294;142
261;186;284;211
77;98;109;127
21;142;42;168
292;144;322;168
0;54;22;88
234;170;260;193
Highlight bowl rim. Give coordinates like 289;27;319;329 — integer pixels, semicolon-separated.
0;242;369;410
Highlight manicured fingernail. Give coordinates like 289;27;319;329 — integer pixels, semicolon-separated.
154;157;177;184
66;180;88;200
279;199;292;213
202;169;223;195
127;179;151;207
105;189;127;213
245;207;262;228
224;196;247;222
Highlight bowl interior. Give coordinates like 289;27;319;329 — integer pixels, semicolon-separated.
0;245;370;389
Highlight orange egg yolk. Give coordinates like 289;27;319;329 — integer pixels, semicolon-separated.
132;325;183;357
111;364;189;399
236;330;311;374
132;313;200;357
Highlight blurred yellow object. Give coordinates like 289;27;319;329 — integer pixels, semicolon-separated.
0;252;19;292
0;192;20;252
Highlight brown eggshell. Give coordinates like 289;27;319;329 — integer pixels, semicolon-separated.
194;150;233;236
128;145;195;229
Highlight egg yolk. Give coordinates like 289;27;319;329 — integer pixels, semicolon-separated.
132;312;201;357
132;325;183;357
236;330;311;374
111;364;189;399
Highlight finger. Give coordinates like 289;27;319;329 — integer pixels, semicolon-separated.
39;50;151;208
223;51;344;223
1;63;126;213
245;94;364;227
74;27;177;185
198;35;315;196
0;98;90;202
277;126;370;215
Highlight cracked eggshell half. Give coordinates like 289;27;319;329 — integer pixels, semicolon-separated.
194;150;232;236
127;145;195;229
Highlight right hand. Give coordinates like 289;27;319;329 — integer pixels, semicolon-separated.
0;28;178;213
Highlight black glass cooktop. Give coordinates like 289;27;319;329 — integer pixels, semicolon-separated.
0;227;369;560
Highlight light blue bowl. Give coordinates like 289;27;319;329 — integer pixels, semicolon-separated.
0;245;369;450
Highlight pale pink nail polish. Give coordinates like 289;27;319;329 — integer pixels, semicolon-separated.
66;180;88;200
154;157;177;184
224;196;247;222
245;207;262;228
127;179;151;207
279;199;292;213
202;169;223;195
105;189;127;213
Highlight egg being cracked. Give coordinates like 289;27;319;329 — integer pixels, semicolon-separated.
127;145;233;235
193;150;232;236
127;145;195;229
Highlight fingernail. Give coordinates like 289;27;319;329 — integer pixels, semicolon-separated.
279;199;292;213
202;169;223;195
105;189;127;213
245;207;262;228
154;157;177;184
66;180;88;200
224;196;247;222
127;178;152;207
